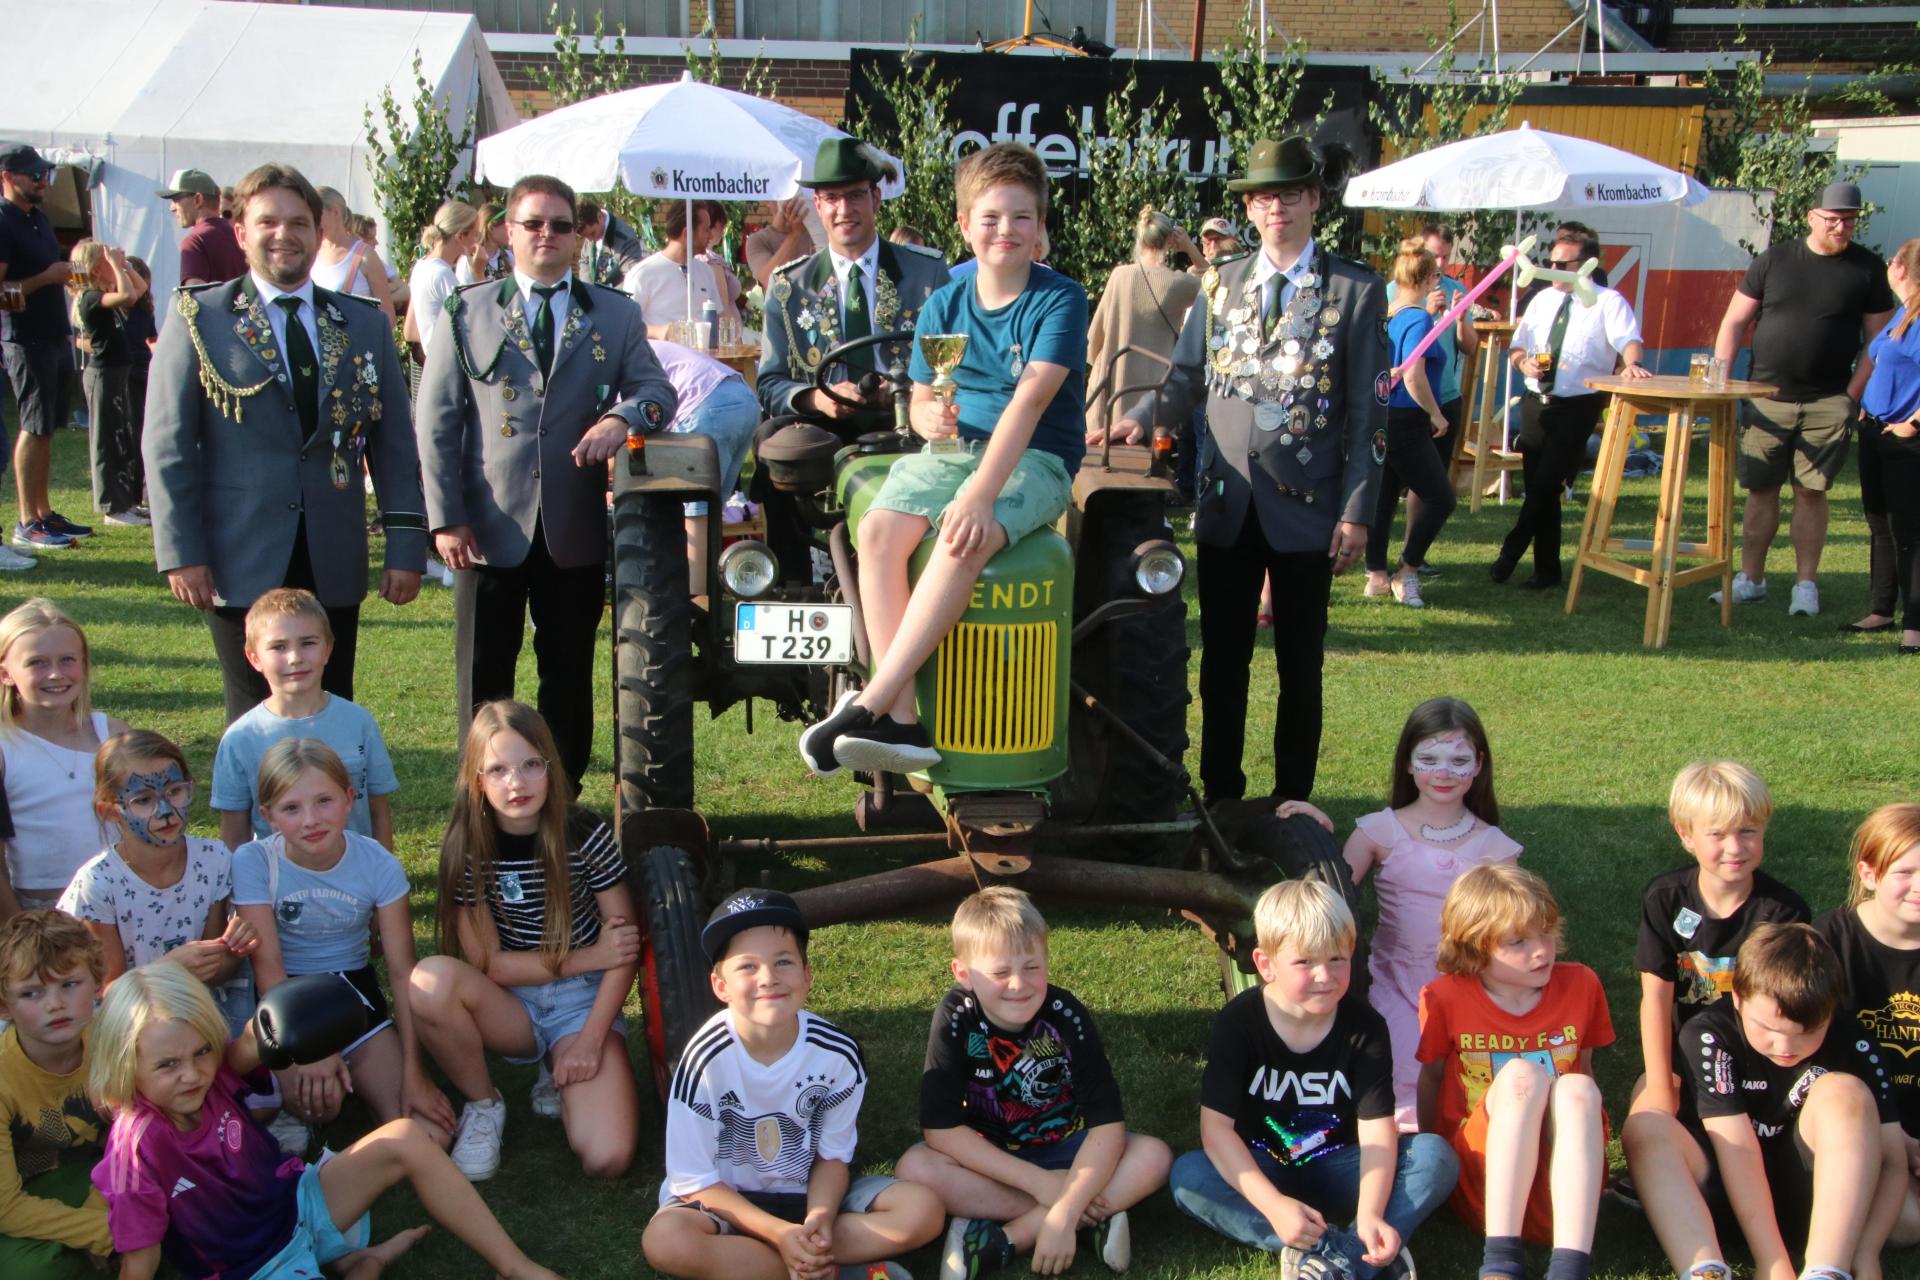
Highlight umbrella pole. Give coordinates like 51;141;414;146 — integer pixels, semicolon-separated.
686;196;695;332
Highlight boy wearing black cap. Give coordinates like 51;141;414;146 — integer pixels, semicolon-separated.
642;889;943;1280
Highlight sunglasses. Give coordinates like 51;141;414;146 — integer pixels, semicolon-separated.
513;217;576;236
1548;258;1583;267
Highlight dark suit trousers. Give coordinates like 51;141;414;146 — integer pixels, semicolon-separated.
1198;509;1334;803
454;520;604;789
1499;393;1606;579
207;519;360;725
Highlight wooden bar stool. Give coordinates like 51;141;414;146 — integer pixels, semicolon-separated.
1452;320;1524;511
1565;374;1776;648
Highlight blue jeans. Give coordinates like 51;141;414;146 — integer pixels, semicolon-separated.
1169;1135;1458;1279
672;377;760;516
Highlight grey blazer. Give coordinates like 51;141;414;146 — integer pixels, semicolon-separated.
756;238;949;419
1140;248;1388;554
416;275;676;570
144;276;427;609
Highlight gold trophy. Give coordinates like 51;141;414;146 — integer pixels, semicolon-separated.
918;332;968;453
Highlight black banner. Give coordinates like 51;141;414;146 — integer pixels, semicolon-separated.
847;49;1374;205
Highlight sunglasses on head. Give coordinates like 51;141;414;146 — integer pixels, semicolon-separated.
514;217;576;236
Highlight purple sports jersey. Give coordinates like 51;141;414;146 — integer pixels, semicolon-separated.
93;1064;302;1277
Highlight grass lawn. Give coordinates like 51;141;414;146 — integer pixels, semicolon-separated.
13;425;1914;1280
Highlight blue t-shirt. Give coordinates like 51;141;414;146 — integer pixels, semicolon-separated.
1387;275;1467;402
1864;306;1920;425
211;695;397;840
907;264;1088;474
1386;307;1447;411
231;831;409;974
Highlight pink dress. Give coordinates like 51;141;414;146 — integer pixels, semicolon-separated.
1356;806;1522;1129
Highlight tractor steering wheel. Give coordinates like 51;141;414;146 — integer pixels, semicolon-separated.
811;330;915;411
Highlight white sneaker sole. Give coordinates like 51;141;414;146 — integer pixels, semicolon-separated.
835;734;941;775
1097;1210;1131;1272
938;1218;975;1280
798;688;861;776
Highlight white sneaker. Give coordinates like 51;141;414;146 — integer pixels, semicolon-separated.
1708;572;1766;606
0;545;35;571
449;1093;506;1180
1390;573;1425;609
529;1063;561;1118
1093;1210;1131;1272
1788;579;1820;617
426;556;456;587
103;509;151;526
266;1109;311;1156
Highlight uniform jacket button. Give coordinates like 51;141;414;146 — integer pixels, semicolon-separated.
287;502;298;510
531;469;540;479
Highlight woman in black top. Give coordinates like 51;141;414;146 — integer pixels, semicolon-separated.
121;256;157;502
66;239;146;523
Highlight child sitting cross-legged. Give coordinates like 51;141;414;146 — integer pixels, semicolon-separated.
88;962;563;1280
642;888;944;1280
0;911;112;1280
1623;923;1911;1280
797;141;1089;778
896;886;1172;1280
1416;864;1613;1280
1170;879;1458;1280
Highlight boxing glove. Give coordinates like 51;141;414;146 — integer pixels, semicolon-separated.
254;975;369;1070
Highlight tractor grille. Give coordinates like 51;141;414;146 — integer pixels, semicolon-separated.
931;620;1058;754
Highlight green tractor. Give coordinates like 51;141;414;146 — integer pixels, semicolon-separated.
608;332;1352;1097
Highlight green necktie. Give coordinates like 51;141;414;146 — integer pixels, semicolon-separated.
1263;273;1284;340
843;262;873;374
532;282;563;376
274;297;318;437
1542;293;1574;395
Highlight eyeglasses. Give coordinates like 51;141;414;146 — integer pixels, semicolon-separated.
513;218;576;236
1247;187;1312;209
815;188;877;208
124;780;194;818
481;757;549;784
1814;212;1859;227
1548;257;1583;267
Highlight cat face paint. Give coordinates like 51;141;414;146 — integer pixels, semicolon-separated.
117;762;192;845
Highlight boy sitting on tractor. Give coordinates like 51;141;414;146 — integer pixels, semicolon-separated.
797;142;1090;777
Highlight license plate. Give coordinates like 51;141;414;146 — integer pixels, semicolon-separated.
734;602;854;664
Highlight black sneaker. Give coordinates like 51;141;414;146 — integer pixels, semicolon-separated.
1415;562;1442;579
1607;1171;1642;1212
835;716;941;774
797;690;873;776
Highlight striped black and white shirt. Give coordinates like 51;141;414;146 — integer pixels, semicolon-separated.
453;810;623;952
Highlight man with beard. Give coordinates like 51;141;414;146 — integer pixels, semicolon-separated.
157;167;245;286
754;137;949;581
143;162;426;722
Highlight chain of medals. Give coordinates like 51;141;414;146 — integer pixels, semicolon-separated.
773;258;901;375
1202;262;1345;463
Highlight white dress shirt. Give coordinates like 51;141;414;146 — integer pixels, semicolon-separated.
1512;285;1643;398
828;239;881;328
1250;238;1318;317
252;272;321;359
513;268;574;335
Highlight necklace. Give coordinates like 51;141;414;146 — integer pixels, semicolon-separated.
15;724;85;780
1420;812;1477;843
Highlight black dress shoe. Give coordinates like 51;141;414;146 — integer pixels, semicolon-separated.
1840;619;1896;633
1518;575;1563;591
1489;554;1519;584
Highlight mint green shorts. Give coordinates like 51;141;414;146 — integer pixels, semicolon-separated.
867;441;1073;547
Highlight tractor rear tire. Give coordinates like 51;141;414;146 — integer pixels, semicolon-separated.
1233;811;1370;1003
637;843;718;1102
1075;497;1191;830
613;490;695;815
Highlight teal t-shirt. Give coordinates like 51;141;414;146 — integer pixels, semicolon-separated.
1387;274;1467;403
907;264;1088;474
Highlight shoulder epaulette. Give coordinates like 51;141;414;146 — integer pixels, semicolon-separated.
770;254;811;276
897;241;944;260
331;291;381;309
1212;250;1253;267
173;280;221;295
453;279;495;293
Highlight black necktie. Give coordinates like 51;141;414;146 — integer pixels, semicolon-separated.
1544;294;1573;395
843;262;873;375
274;297;318;437
532;283;564;376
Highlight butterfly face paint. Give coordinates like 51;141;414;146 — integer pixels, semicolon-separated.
117;762;193;846
1409;732;1480;780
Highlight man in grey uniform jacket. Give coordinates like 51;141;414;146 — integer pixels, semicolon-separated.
1116;136;1385;802
144;162;427;724
417;174;676;788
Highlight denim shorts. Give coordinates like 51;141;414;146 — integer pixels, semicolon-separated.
662;1172;895;1231
504;970;627;1065
672;376;761;516
251;1164;370;1279
868;440;1073;547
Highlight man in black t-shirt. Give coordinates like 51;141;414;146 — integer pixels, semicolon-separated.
1623;924;1911;1280
1713;181;1897;620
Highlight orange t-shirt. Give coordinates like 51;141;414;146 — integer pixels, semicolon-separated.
1415;962;1615;1136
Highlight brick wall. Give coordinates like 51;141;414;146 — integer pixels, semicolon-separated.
1666;21;1920;64
1113;0;1587;54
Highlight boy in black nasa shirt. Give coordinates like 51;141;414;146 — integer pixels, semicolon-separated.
1624;924;1909;1280
1168;880;1458;1280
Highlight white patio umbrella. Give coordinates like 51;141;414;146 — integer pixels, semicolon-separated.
476;70;905;325
1343;122;1705;497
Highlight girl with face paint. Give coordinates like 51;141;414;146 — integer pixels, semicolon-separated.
58;730;260;1035
1277;696;1521;1129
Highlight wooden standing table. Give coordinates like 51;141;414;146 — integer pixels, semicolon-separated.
1453;320;1523;510
714;343;760;380
1567;375;1776;648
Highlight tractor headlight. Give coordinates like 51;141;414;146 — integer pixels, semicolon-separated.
1131;540;1185;596
719;540;779;599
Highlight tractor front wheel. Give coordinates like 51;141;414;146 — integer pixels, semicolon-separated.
637;843;718;1101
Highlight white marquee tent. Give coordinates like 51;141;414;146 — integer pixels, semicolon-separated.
0;0;517;305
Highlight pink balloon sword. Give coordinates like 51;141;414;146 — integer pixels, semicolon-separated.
1375;234;1538;403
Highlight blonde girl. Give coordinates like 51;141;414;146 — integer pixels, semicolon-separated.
409;700;640;1182
87;963;561;1280
1367;237;1458;608
1280;696;1520;1129
67;238;148;522
404;199;481;358
0;599;127;916
230;739;453;1151
59;730;259;1032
